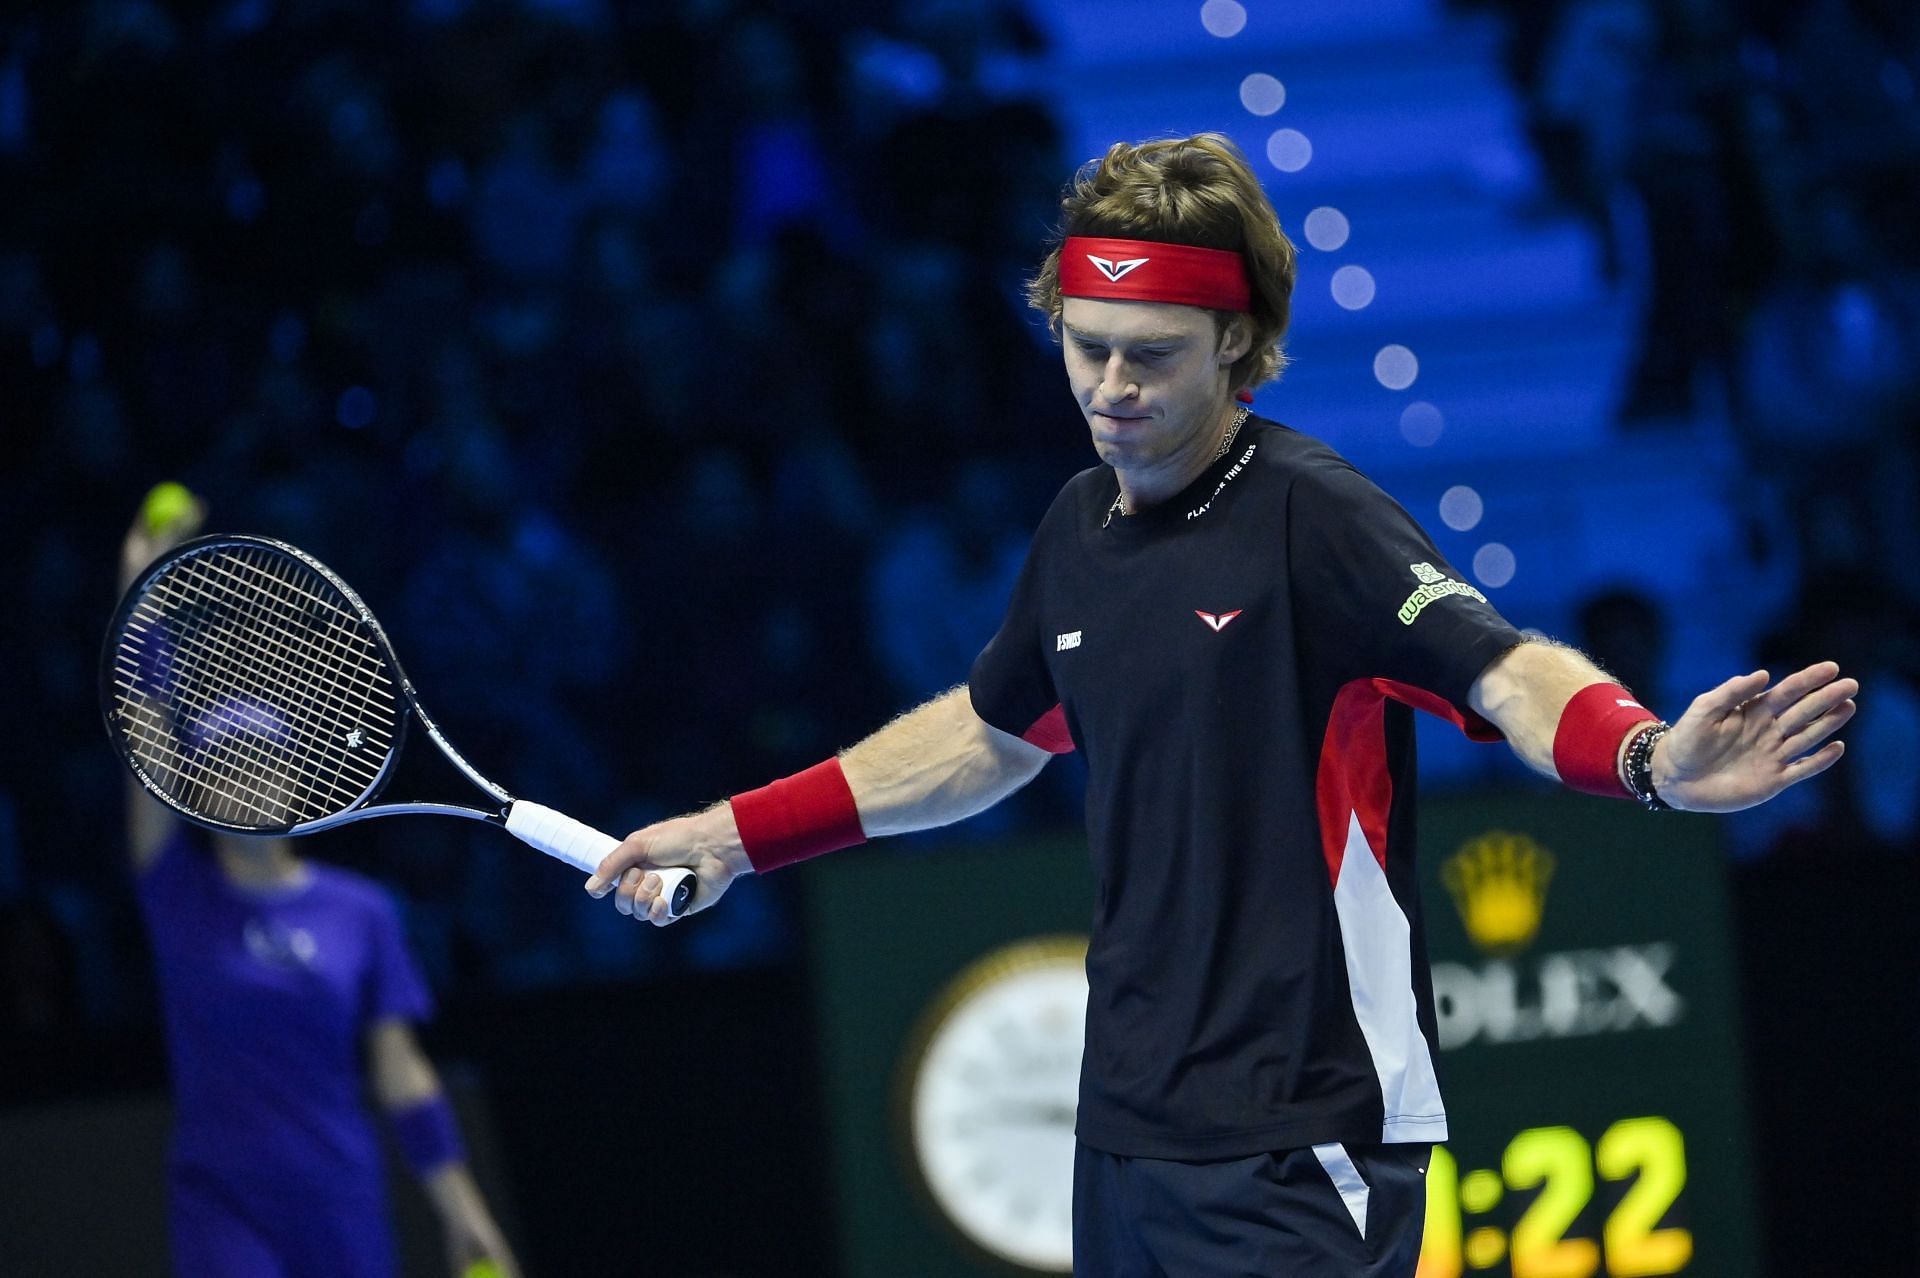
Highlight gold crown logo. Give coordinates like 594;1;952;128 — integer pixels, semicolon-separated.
1441;831;1554;955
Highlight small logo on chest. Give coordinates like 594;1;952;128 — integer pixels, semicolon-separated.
1056;630;1082;651
244;918;319;970
1194;609;1243;632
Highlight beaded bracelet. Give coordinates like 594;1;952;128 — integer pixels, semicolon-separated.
1622;722;1673;812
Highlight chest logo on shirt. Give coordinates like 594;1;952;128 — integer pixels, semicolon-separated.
1194;609;1243;632
244;918;319;971
1056;630;1083;652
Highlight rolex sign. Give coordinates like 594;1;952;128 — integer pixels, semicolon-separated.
1414;791;1758;1278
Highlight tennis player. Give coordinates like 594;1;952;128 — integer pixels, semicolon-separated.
122;506;521;1277
592;133;1857;1275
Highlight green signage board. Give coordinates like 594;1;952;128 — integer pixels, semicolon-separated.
1414;792;1757;1278
807;792;1756;1277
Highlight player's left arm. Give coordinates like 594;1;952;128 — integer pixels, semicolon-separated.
367;1018;522;1278
1467;639;1858;813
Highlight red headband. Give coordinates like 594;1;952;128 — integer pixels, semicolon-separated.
1059;236;1252;312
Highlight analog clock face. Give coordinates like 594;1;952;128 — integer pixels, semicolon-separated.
903;937;1089;1273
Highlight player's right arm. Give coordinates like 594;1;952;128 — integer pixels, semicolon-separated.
119;488;207;873
839;685;1054;836
590;685;1051;923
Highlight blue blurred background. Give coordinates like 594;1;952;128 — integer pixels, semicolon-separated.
1;0;1916;1273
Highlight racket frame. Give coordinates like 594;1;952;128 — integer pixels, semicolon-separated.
104;532;693;917
104;533;516;838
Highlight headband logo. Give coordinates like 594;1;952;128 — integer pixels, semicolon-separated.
1086;254;1149;282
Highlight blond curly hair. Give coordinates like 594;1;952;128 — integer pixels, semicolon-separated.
1027;132;1298;392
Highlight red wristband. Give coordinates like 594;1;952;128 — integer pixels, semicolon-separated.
729;757;866;873
1552;683;1661;798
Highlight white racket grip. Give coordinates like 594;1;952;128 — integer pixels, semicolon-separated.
504;801;694;917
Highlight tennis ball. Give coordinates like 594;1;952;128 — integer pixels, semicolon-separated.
142;482;199;536
463;1263;504;1278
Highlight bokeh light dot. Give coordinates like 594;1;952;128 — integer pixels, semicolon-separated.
1200;0;1248;37
1400;400;1444;446
1303;206;1350;252
1265;128;1312;173
1239;73;1285;115
1331;264;1376;310
1473;543;1516;588
1373;344;1419;390
1439;485;1483;531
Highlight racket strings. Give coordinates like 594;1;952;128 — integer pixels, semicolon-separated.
115;570;387;793
110;544;401;828
206;549;380;818
113;699;314;824
112;603;372;825
110;643;372;821
172;546;395;793
117;602;392;774
114;552;389;824
158;555;396;755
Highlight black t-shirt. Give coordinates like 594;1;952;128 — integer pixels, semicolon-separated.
969;417;1524;1158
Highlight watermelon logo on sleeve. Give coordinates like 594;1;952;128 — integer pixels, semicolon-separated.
1397;562;1487;625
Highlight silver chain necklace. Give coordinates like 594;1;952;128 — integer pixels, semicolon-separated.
1104;405;1250;527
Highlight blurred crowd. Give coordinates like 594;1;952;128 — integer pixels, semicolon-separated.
3;0;1917;1069
1481;0;1920;422
2;0;1080;1061
1469;0;1920;859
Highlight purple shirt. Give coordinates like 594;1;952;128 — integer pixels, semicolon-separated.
137;831;431;1197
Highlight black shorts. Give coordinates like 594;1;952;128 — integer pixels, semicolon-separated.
1073;1140;1431;1277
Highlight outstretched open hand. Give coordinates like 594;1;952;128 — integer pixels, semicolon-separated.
1654;662;1857;813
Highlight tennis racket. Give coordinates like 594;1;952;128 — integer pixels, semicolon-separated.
100;533;694;916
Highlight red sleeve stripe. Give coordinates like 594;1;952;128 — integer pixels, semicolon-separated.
1315;677;1504;887
1372;677;1505;743
1316;680;1396;887
1021;704;1077;754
